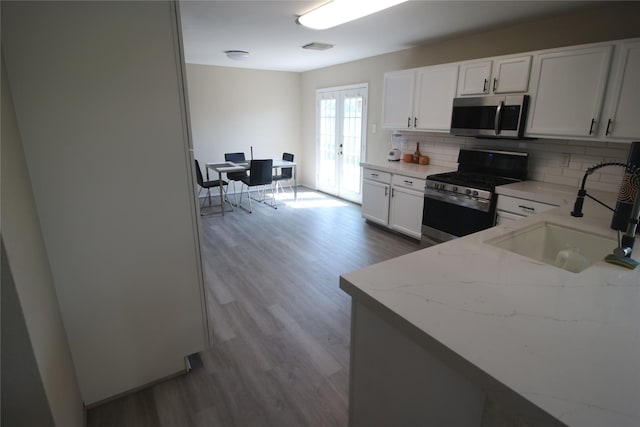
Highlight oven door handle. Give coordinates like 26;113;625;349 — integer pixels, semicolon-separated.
424;188;492;212
494;100;504;135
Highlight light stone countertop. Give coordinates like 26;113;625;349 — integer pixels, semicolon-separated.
496;180;580;206
341;196;640;427
360;161;455;180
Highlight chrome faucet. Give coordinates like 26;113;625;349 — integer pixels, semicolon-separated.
571;162;640;259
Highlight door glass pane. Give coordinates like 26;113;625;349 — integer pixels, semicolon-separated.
341;95;362;194
319;98;336;189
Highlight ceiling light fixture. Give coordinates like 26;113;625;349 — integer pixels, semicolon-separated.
225;50;249;60
297;0;408;30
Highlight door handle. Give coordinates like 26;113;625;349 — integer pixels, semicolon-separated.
494;100;504;135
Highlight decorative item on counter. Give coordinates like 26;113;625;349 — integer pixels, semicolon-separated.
611;141;640;233
419;155;430;165
403;153;414;163
413;142;421;163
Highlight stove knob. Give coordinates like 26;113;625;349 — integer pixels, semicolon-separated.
465;189;472;195
452;186;458;193
473;191;479;197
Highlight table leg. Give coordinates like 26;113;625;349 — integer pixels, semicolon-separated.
219;171;225;216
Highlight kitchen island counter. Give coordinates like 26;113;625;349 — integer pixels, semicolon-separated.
341;195;640;426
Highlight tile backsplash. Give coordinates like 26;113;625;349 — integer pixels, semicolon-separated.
398;133;631;193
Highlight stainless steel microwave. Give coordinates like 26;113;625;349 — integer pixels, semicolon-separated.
450;94;529;139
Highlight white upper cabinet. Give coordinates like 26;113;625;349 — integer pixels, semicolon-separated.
526;45;613;138
457;60;492;96
492;56;532;94
381;69;415;129
601;40;640;139
413;64;459;131
457;56;531;96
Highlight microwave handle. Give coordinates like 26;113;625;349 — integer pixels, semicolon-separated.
494;100;504;135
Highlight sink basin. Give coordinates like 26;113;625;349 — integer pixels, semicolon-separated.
486;221;617;273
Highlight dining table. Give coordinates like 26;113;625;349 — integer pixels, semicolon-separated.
205;159;297;215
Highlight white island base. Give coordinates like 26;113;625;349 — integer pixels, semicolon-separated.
345;295;563;426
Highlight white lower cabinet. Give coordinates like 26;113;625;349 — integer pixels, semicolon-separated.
362;179;390;225
361;168;425;239
496;194;558;225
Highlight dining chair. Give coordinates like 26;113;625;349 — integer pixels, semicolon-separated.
224;152;249;206
238;159;275;213
195;159;231;214
272;152;294;195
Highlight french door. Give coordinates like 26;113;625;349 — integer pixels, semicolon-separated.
316;84;368;203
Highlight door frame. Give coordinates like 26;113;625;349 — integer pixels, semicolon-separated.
314;83;368;202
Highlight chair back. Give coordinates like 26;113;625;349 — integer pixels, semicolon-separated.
249;159;273;186
281;152;294;179
194;159;205;186
225;152;246;163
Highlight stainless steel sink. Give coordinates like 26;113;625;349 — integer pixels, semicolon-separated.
486;221;617;273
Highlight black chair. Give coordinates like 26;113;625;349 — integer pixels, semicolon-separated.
272;152;294;195
224;152;249;205
195;159;231;214
238;159;275;212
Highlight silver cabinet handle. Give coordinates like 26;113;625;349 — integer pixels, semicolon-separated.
404;180;413;185
391;188;395;197
483;78;488;93
407;117;411;128
492;77;498;93
384;187;388;196
589;118;596;135
606;118;612;136
371;173;378;177
414;117;417;128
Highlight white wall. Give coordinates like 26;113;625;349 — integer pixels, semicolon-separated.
300;3;640;189
186;64;302;177
3;1;207;404
1;55;83;427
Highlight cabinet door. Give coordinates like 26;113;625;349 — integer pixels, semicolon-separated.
527;45;613;137
495;210;526;225
389;186;424;239
457;61;491;96
413;64;459;131
381;70;415;129
603;41;640;139
362;179;390;225
491;56;531;94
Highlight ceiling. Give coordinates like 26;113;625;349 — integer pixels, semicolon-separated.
179;1;601;73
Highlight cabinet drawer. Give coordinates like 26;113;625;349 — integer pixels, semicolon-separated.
392;174;425;191
497;195;557;216
363;168;391;184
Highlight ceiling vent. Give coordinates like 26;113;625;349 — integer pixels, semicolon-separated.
302;42;334;51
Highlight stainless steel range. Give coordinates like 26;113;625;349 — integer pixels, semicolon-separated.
422;148;528;242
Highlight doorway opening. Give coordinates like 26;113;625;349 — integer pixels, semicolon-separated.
316;84;368;204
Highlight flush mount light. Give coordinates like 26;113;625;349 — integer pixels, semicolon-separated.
224;50;249;60
297;0;408;30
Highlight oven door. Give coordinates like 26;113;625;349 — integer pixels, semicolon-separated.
422;193;496;242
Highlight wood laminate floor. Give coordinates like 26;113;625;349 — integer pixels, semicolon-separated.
87;188;431;427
